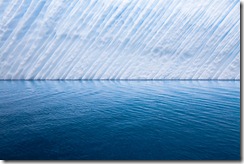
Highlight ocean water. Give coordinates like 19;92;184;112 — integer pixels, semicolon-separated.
0;81;240;160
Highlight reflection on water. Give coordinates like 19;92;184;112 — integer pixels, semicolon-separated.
0;81;240;160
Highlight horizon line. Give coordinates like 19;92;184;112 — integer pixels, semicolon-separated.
0;79;240;81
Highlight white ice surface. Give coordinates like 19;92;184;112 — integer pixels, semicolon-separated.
0;0;240;80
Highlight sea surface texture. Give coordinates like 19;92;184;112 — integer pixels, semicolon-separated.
0;81;240;160
0;0;240;80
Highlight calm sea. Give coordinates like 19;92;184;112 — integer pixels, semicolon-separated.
0;81;240;160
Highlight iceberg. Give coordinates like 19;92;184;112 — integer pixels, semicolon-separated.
0;0;240;80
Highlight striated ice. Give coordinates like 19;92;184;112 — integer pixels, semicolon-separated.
0;0;240;80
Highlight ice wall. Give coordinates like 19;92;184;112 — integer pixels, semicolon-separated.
0;0;240;80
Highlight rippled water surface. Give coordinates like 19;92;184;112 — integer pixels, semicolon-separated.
0;81;240;160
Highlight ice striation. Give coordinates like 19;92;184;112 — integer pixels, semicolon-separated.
0;0;240;80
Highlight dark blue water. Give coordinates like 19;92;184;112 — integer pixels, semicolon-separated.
0;81;240;160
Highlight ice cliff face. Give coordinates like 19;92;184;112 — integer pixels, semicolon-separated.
0;0;240;80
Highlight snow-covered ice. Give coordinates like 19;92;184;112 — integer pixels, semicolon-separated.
0;0;240;80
